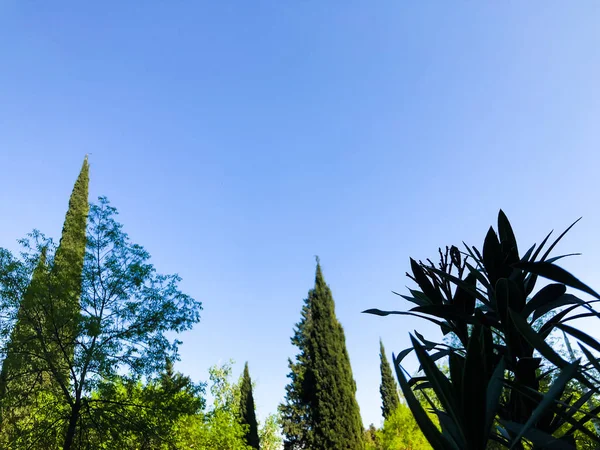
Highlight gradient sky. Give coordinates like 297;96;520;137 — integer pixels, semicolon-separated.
1;1;600;428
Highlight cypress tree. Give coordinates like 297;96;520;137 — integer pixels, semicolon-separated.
239;362;260;449
379;339;399;420
281;259;364;450
279;294;313;449
51;156;89;355
0;157;89;401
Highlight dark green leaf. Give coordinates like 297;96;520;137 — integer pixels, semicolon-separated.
362;309;446;327
521;283;566;320
485;358;506;436
509;360;580;448
411;335;465;446
540;217;582;263
532;294;584;322
498;210;519;263
556;323;600;353
411;258;443;305
393;352;454;450
452;272;477;315
501;420;575;450
513;261;600;300
509;309;570;369
578;344;600;375
411;305;475;324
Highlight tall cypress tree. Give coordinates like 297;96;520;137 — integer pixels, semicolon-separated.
0;157;89;437
281;260;364;450
239;362;260;449
379;339;399;420
279;292;313;449
1;158;88;383
51;156;89;354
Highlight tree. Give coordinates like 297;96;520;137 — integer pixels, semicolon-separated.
259;413;283;450
279;284;312;449
379;404;431;450
379;339;399;420
0;157;89;447
281;260;364;449
0;192;202;449
239;362;260;449
364;424;382;450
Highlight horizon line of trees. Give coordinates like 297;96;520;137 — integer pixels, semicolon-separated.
1;157;598;449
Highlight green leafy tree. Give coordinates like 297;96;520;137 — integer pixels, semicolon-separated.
259;413;283;450
78;364;203;449
281;260;364;449
0;193;202;449
379;404;431;450
0;158;89;447
239;362;260;449
364;424;382;450
379;339;399;420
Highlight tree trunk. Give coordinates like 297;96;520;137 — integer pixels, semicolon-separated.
63;399;81;450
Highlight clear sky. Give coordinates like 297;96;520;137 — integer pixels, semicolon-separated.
1;1;600;428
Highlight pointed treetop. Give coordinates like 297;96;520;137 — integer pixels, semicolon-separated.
314;256;325;287
379;338;400;420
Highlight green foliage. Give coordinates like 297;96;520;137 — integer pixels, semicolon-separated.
281;260;364;449
239;362;260;449
259;413;283;450
366;211;600;449
0;158;89;448
279;274;314;449
379;404;432;450
379;339;400;420
364;424;382;450
0;161;202;449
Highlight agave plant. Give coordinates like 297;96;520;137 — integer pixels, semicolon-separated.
365;211;600;449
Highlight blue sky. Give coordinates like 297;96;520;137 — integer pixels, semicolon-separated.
1;1;600;428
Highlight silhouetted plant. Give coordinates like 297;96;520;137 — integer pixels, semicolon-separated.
365;211;600;449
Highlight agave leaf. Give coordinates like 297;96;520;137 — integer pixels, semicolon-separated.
428;265;490;305
544;253;581;264
509;309;569;368
506;381;600;444
556;323;600;353
513;261;600;300
501;420;575;450
519;243;536;263
464;262;492;292
362;309;445;327
452;271;477;315
411;334;465;446
539;217;582;263
398;293;430;307
510;309;595;390
411;305;476;324
415;330;441;351
509;360;580;448
578;344;600;375
485;358;506;436
532;294;585;322
498;210;519;263
521;283;566;320
393;351;456;450
434;411;464;449
483;227;504;285
462;325;487;448
411;258;444;305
